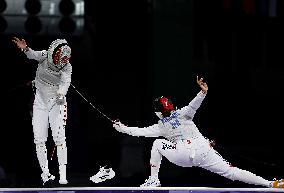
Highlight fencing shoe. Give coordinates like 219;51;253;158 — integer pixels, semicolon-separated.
41;172;55;185
140;176;161;187
272;179;284;188
90;166;115;183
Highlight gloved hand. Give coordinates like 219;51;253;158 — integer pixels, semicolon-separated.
113;120;127;133
56;92;65;105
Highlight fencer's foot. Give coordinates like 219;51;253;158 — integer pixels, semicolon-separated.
41;173;55;185
272;179;284;188
90;166;115;183
140;176;161;187
59;179;68;185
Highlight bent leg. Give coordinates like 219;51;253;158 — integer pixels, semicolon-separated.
150;139;191;176
141;139;192;187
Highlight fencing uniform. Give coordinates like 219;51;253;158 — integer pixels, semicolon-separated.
24;39;72;185
114;91;273;187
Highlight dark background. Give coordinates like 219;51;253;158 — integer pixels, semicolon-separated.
0;0;284;188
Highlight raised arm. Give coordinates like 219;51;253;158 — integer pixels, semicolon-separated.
113;121;161;137
12;37;47;61
178;76;208;119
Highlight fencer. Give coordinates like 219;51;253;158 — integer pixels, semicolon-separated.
113;76;283;188
12;37;72;185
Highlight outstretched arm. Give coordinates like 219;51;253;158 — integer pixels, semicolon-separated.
12;37;47;61
179;76;208;119
113;120;161;137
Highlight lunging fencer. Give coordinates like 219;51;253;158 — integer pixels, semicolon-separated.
12;37;72;185
113;76;283;188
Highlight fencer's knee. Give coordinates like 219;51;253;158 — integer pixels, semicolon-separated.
152;139;164;148
53;134;66;146
34;138;46;146
35;142;46;152
54;139;66;146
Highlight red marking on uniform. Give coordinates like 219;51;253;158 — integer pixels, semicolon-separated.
50;146;56;160
150;164;156;167
186;140;191;144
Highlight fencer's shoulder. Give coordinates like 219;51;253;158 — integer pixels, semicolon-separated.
174;106;188;117
173;108;183;114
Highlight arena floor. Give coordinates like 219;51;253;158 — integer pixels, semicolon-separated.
0;187;284;193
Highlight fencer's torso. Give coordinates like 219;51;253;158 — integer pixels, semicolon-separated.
155;91;208;144
25;48;72;101
35;59;71;100
35;59;60;99
157;92;211;163
36;59;61;87
158;111;203;143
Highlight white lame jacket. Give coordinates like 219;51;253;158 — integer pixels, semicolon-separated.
118;91;207;142
25;48;72;100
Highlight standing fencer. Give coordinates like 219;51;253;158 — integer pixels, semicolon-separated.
113;76;283;188
12;37;72;185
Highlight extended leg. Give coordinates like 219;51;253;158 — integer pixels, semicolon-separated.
198;148;272;187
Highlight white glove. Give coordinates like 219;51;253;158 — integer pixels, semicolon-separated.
56;92;65;105
113;120;127;133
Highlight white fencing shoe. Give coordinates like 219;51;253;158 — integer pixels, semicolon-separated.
41;173;55;185
90;166;115;183
140;176;161;187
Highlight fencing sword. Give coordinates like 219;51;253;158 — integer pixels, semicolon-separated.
70;83;115;123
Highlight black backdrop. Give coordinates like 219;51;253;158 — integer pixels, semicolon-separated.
0;0;283;188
